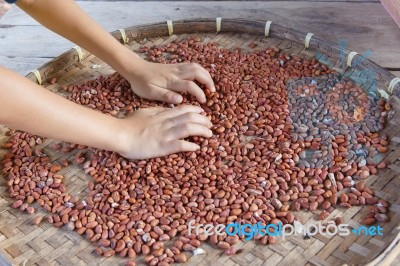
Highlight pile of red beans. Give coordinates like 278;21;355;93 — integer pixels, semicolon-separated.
2;37;390;266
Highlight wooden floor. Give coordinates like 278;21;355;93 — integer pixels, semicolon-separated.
0;1;399;265
0;0;11;18
0;1;399;76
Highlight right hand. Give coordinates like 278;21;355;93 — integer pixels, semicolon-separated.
126;60;216;105
116;105;212;160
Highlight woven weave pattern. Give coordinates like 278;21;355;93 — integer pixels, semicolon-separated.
0;26;399;266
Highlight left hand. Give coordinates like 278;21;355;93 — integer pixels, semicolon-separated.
126;59;216;104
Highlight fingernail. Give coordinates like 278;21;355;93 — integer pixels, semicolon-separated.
174;94;183;103
195;144;201;150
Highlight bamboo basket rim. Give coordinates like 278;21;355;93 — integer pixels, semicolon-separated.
25;18;398;94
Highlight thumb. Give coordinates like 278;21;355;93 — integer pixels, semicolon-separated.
161;89;183;104
163;140;200;154
149;85;183;104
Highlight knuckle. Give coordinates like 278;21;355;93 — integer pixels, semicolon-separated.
193;68;202;76
165;117;176;127
199;126;208;134
186;112;197;121
187;82;200;94
182;124;192;133
177;141;186;150
183;80;193;88
189;64;200;73
190;62;199;69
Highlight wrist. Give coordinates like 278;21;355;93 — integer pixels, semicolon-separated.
111;118;137;156
112;47;146;80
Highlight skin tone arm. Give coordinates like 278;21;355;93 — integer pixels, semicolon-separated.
16;0;215;104
0;66;212;159
0;0;217;159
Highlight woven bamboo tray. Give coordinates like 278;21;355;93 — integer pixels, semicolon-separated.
1;18;400;266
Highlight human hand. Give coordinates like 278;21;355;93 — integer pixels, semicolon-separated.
126;59;215;104
116;105;212;160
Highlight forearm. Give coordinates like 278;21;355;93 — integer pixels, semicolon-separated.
16;0;141;78
0;66;123;152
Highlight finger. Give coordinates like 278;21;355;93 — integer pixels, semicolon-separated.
179;63;216;92
146;85;184;104
171;80;206;103
167;123;213;140
164;90;183;104
167;112;212;128
130;106;169;117
163;140;200;154
158;105;204;119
